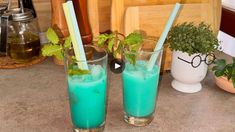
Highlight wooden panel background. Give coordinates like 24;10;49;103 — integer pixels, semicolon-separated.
0;0;111;33
98;0;111;33
0;0;220;36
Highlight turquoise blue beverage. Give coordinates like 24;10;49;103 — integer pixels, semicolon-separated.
67;65;107;129
122;61;160;117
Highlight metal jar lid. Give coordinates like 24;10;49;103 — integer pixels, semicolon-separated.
5;8;34;21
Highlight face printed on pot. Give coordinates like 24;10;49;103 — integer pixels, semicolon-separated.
177;53;216;68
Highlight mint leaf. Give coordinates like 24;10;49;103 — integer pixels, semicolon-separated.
68;59;91;76
64;36;71;48
130;44;141;51
108;38;115;52
124;32;143;45
96;32;143;65
42;44;61;56
114;42;122;58
42;44;63;60
68;69;90;76
125;53;136;65
53;51;64;60
46;28;59;44
97;34;110;47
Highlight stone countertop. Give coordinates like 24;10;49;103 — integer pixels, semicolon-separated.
0;58;235;132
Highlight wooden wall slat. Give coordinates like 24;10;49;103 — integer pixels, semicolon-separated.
0;0;111;33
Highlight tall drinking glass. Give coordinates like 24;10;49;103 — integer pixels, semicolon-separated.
122;40;163;126
64;45;108;132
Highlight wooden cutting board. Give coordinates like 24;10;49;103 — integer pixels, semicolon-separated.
112;0;221;34
124;3;221;71
124;3;219;36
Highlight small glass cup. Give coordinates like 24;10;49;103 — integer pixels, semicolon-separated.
64;45;108;132
122;43;163;126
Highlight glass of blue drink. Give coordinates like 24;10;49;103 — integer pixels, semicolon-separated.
64;45;108;132
122;40;163;126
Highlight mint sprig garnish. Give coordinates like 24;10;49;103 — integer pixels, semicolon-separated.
42;28;71;60
42;28;90;76
68;58;91;75
46;28;59;44
68;69;91;76
42;44;63;60
97;31;143;65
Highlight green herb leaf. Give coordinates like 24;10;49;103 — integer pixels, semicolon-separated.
96;31;143;65
41;44;63;60
212;57;235;88
124;32;143;45
64;36;71;48
68;69;90;76
232;74;235;88
53;51;64;60
212;59;226;72
108;38;115;52
46;28;59;44
97;34;110;47
214;70;224;77
125;53;136;65
114;41;123;58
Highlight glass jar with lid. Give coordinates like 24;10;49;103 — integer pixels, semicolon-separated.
1;8;41;63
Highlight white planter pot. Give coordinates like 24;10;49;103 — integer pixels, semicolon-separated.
171;51;208;93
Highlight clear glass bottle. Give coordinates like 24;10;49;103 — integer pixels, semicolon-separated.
5;8;41;63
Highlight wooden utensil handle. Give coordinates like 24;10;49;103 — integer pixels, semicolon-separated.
72;0;92;45
51;0;69;37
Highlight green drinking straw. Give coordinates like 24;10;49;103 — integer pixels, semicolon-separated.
146;3;181;71
63;1;88;70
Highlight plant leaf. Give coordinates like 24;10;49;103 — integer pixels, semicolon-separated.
232;61;235;88
42;44;63;60
232;74;235;88
46;28;59;44
125;53;136;65
68;69;90;76
212;59;226;71
114;42;123;58
53;51;64;60
97;34;110;47
96;32;143;65
168;22;218;55
124;32;143;45
214;70;224;77
108;38;115;52
64;36;71;48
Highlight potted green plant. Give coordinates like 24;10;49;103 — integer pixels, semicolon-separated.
42;28;71;65
167;22;219;93
212;58;235;93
